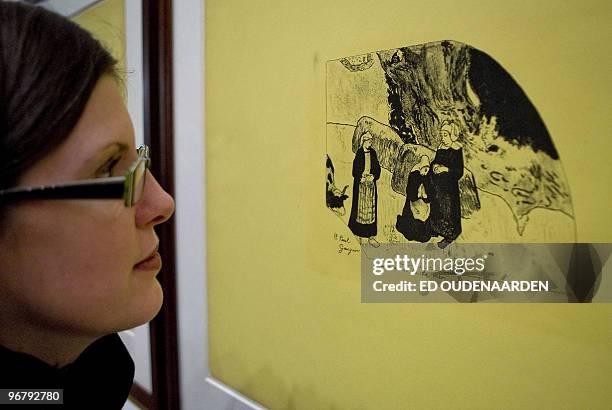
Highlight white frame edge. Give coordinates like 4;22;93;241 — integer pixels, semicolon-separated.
173;0;265;409
40;0;102;17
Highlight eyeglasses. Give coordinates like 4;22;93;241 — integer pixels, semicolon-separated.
0;145;151;208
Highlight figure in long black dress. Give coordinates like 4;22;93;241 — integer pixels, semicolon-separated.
348;133;381;246
396;155;433;242
430;122;464;247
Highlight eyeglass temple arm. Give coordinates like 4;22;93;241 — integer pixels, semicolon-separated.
0;177;125;202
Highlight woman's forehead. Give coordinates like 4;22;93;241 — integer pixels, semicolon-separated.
17;76;134;183
67;76;134;152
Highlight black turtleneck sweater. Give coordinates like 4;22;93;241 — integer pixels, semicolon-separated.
0;333;134;408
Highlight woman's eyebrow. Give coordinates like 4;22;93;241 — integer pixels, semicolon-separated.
87;142;130;167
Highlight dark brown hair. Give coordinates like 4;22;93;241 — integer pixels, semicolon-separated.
0;2;117;190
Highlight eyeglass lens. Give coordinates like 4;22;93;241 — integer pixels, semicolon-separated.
133;160;147;205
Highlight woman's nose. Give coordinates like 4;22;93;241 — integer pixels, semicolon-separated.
135;170;175;228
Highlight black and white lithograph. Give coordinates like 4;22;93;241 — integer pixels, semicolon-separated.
326;40;575;248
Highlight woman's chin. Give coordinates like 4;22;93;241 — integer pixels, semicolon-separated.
136;281;164;323
115;281;164;332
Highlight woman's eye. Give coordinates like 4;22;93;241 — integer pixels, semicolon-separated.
97;156;122;178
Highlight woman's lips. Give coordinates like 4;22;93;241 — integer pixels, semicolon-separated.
134;251;162;271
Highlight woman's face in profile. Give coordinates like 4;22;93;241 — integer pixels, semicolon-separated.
441;129;452;146
0;76;175;337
